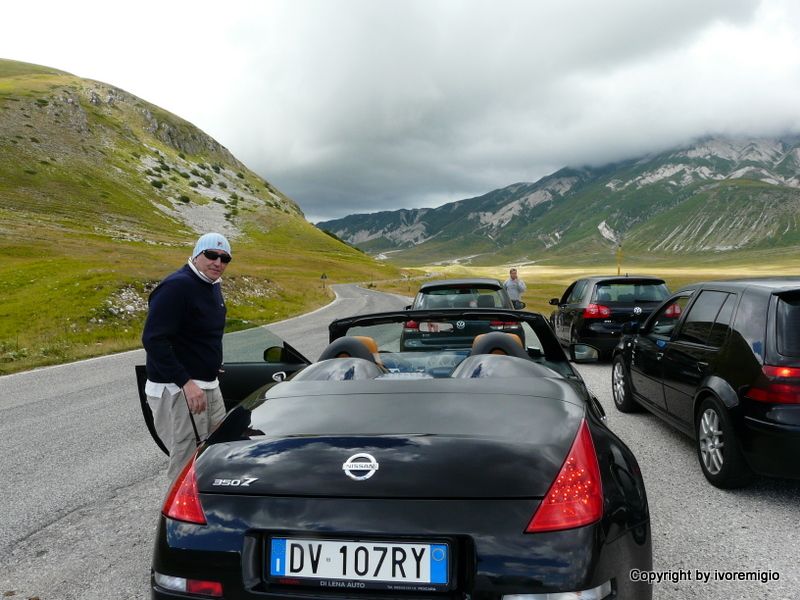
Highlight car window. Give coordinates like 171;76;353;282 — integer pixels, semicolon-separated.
223;326;285;362
677;291;729;345
416;288;507;309
707;293;736;348
593;282;669;304
776;293;800;357
648;296;691;338
733;289;768;363
566;280;587;304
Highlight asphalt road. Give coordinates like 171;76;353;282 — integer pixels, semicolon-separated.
0;284;408;600
577;363;800;600
0;284;797;599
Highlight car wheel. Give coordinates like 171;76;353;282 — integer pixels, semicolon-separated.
611;356;639;413
695;396;752;489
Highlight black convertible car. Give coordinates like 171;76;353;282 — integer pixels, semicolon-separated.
138;309;651;600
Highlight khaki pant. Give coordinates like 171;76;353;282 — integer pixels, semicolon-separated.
147;387;226;481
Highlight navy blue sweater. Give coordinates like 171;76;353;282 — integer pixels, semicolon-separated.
142;264;227;387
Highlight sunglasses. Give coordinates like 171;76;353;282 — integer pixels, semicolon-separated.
201;249;232;263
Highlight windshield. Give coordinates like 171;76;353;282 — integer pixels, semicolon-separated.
337;311;575;378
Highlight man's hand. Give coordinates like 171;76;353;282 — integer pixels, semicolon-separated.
182;381;207;414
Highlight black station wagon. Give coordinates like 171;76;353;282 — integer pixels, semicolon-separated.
611;278;800;488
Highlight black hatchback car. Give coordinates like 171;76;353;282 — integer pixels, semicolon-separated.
402;279;521;350
550;276;670;358
611;278;800;488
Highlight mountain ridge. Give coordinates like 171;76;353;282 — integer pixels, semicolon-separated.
318;135;800;265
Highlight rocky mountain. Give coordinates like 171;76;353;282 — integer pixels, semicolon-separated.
318;136;800;265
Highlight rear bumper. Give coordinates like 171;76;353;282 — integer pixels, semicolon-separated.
152;497;652;600
576;325;624;353
741;415;800;479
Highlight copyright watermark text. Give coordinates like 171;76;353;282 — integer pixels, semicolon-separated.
630;569;780;585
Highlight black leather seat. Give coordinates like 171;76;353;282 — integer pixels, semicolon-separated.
318;336;377;363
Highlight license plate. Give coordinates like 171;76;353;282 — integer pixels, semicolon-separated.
269;537;449;590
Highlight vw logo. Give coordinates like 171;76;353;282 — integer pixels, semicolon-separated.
633;306;642;315
456;320;466;330
342;453;379;481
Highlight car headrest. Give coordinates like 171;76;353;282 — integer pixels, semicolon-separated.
477;295;495;308
470;332;528;359
352;335;378;354
318;336;376;363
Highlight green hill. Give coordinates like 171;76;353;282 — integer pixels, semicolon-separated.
0;59;399;373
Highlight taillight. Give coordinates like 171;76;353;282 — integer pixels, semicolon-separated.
489;320;520;330
162;455;206;524
664;303;682;318
186;579;223;596
403;320;419;332
154;571;222;597
583;304;611;319
525;420;603;533
745;365;800;404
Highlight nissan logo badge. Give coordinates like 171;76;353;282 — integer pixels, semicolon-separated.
343;453;379;480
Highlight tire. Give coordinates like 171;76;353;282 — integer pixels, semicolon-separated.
611;356;639;413
695;396;753;489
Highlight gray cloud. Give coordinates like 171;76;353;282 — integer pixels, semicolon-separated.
3;0;797;221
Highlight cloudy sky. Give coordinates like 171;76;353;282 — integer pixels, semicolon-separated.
3;0;800;222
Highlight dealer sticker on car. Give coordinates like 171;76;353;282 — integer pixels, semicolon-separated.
270;538;449;588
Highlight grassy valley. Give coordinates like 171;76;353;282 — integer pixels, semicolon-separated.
0;59;400;374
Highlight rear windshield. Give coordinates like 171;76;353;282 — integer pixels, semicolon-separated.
415;287;507;309
777;294;800;356
593;281;669;303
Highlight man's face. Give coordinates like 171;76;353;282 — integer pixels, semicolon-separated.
194;249;231;280
510;269;517;280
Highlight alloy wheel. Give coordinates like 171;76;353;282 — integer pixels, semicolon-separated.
698;408;724;475
612;362;626;406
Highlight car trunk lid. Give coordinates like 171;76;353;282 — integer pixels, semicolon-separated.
196;379;585;498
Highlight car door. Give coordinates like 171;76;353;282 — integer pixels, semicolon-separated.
557;280;588;342
661;291;734;428
136;326;310;454
629;295;692;411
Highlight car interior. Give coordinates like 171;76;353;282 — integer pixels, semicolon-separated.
299;331;554;381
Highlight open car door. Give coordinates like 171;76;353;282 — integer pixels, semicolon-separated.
136;326;310;455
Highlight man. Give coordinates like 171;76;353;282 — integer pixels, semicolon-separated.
142;232;232;480
503;267;527;309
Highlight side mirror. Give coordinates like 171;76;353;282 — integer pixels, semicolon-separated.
570;343;599;363
518;301;526;309
622;321;641;335
263;346;285;363
548;298;560;306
